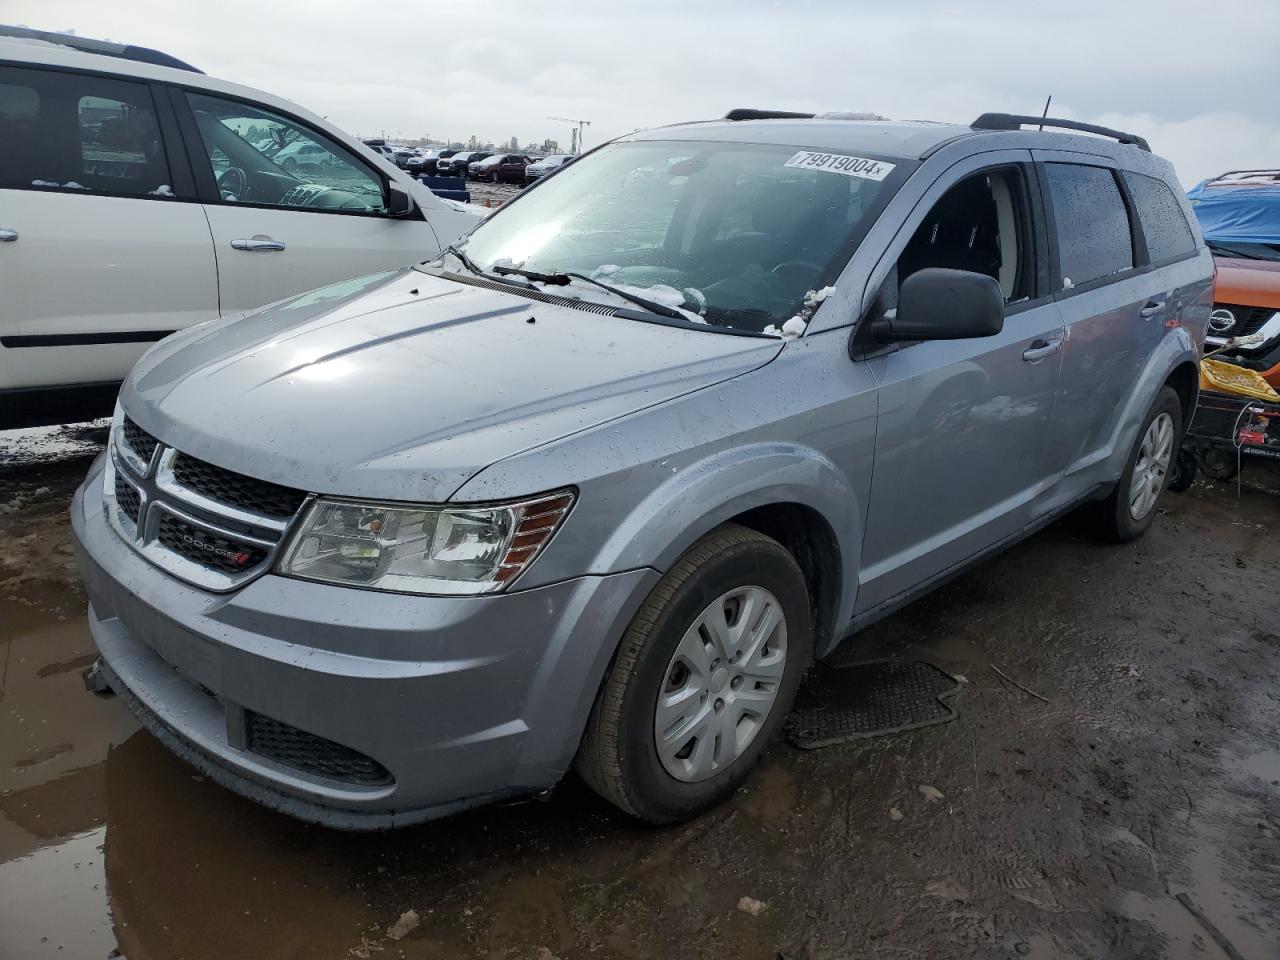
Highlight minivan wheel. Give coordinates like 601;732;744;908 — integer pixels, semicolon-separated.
1090;386;1183;542
575;524;812;823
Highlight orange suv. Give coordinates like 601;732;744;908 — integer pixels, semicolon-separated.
1187;170;1280;386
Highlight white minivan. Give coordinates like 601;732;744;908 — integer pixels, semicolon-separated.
0;27;481;428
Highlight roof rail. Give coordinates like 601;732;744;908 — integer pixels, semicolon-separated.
1208;169;1280;184
0;24;202;74
971;112;1149;152
723;108;816;121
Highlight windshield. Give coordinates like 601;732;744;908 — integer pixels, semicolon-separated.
1208;240;1280;262
446;140;904;332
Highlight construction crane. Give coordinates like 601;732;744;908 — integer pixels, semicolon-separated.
548;116;591;155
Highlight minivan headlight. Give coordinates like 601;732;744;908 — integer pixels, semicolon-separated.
277;490;574;595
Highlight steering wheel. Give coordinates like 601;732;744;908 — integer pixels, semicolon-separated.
217;167;247;202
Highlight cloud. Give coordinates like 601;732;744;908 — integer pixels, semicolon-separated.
8;0;1279;181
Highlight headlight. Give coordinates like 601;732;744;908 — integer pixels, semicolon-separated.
277;490;575;595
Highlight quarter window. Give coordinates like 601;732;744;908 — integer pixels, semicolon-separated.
1044;163;1134;288
0;66;172;197
184;92;387;214
1122;171;1198;263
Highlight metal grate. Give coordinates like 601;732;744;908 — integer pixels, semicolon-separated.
1214;303;1277;338
244;712;393;786
172;453;307;519
122;417;159;464
787;660;960;750
114;474;141;523
156;512;268;573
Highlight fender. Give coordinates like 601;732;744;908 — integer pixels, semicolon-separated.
587;441;864;634
1101;326;1200;480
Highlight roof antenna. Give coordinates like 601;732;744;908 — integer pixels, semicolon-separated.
1038;95;1052;131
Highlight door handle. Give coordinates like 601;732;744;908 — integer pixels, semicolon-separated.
1022;338;1063;362
0;228;17;242
230;235;286;252
1139;300;1166;318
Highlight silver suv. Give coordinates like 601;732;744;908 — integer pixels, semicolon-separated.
72;110;1212;828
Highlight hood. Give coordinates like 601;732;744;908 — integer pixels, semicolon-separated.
124;270;781;502
1213;256;1280;311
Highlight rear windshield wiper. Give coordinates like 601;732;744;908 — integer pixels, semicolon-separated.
492;264;695;322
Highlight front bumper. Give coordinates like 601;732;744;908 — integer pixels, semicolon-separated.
71;455;657;829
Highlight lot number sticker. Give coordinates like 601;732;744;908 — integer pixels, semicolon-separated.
784;151;895;181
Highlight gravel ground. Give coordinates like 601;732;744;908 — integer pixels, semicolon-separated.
1;425;1277;960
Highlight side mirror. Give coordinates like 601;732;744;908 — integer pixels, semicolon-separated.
387;181;416;218
873;268;1005;342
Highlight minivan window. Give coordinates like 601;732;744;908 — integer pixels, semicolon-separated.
1121;171;1198;263
185;92;386;214
450;140;904;332
1044;163;1134;288
0;66;171;197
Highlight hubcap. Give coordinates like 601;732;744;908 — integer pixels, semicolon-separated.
1129;412;1174;520
654;586;788;782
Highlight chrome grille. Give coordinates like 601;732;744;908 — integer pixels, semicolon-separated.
156;512;269;573
1213;303;1278;338
114;474;141;524
245;711;393;786
122;417;159;463
105;414;307;592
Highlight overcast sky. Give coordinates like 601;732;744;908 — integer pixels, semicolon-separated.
9;0;1280;184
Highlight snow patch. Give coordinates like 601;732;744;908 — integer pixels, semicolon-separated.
763;286;836;338
149;184;175;197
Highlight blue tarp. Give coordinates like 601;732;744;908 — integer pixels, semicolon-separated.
1186;180;1280;245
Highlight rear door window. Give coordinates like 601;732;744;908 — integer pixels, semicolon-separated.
0;65;172;197
1121;171;1198;263
1044;163;1134;288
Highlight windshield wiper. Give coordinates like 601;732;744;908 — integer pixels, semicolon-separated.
492;263;570;286
490;265;694;322
437;246;537;289
564;272;693;322
441;243;484;275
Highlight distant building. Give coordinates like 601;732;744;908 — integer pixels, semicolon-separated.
542;138;560;154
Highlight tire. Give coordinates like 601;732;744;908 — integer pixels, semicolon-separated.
1089;386;1183;541
490;171;499;183
575;524;812;823
1167;446;1197;493
1198;446;1240;482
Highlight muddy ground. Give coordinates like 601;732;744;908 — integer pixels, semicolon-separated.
1;424;1277;960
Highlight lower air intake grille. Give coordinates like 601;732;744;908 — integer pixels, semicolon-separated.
244;712;393;786
156;512;267;573
172;453;307;519
114;475;141;523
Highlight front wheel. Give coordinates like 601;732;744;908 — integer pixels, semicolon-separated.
575;524;812;823
1089;386;1183;541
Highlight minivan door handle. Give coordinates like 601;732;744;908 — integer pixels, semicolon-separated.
0;228;17;242
230;235;286;252
1022;338;1063;362
1139;300;1166;318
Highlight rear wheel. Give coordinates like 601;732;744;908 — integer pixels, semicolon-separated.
1089;386;1183;541
1198;447;1240;482
575;524;812;823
